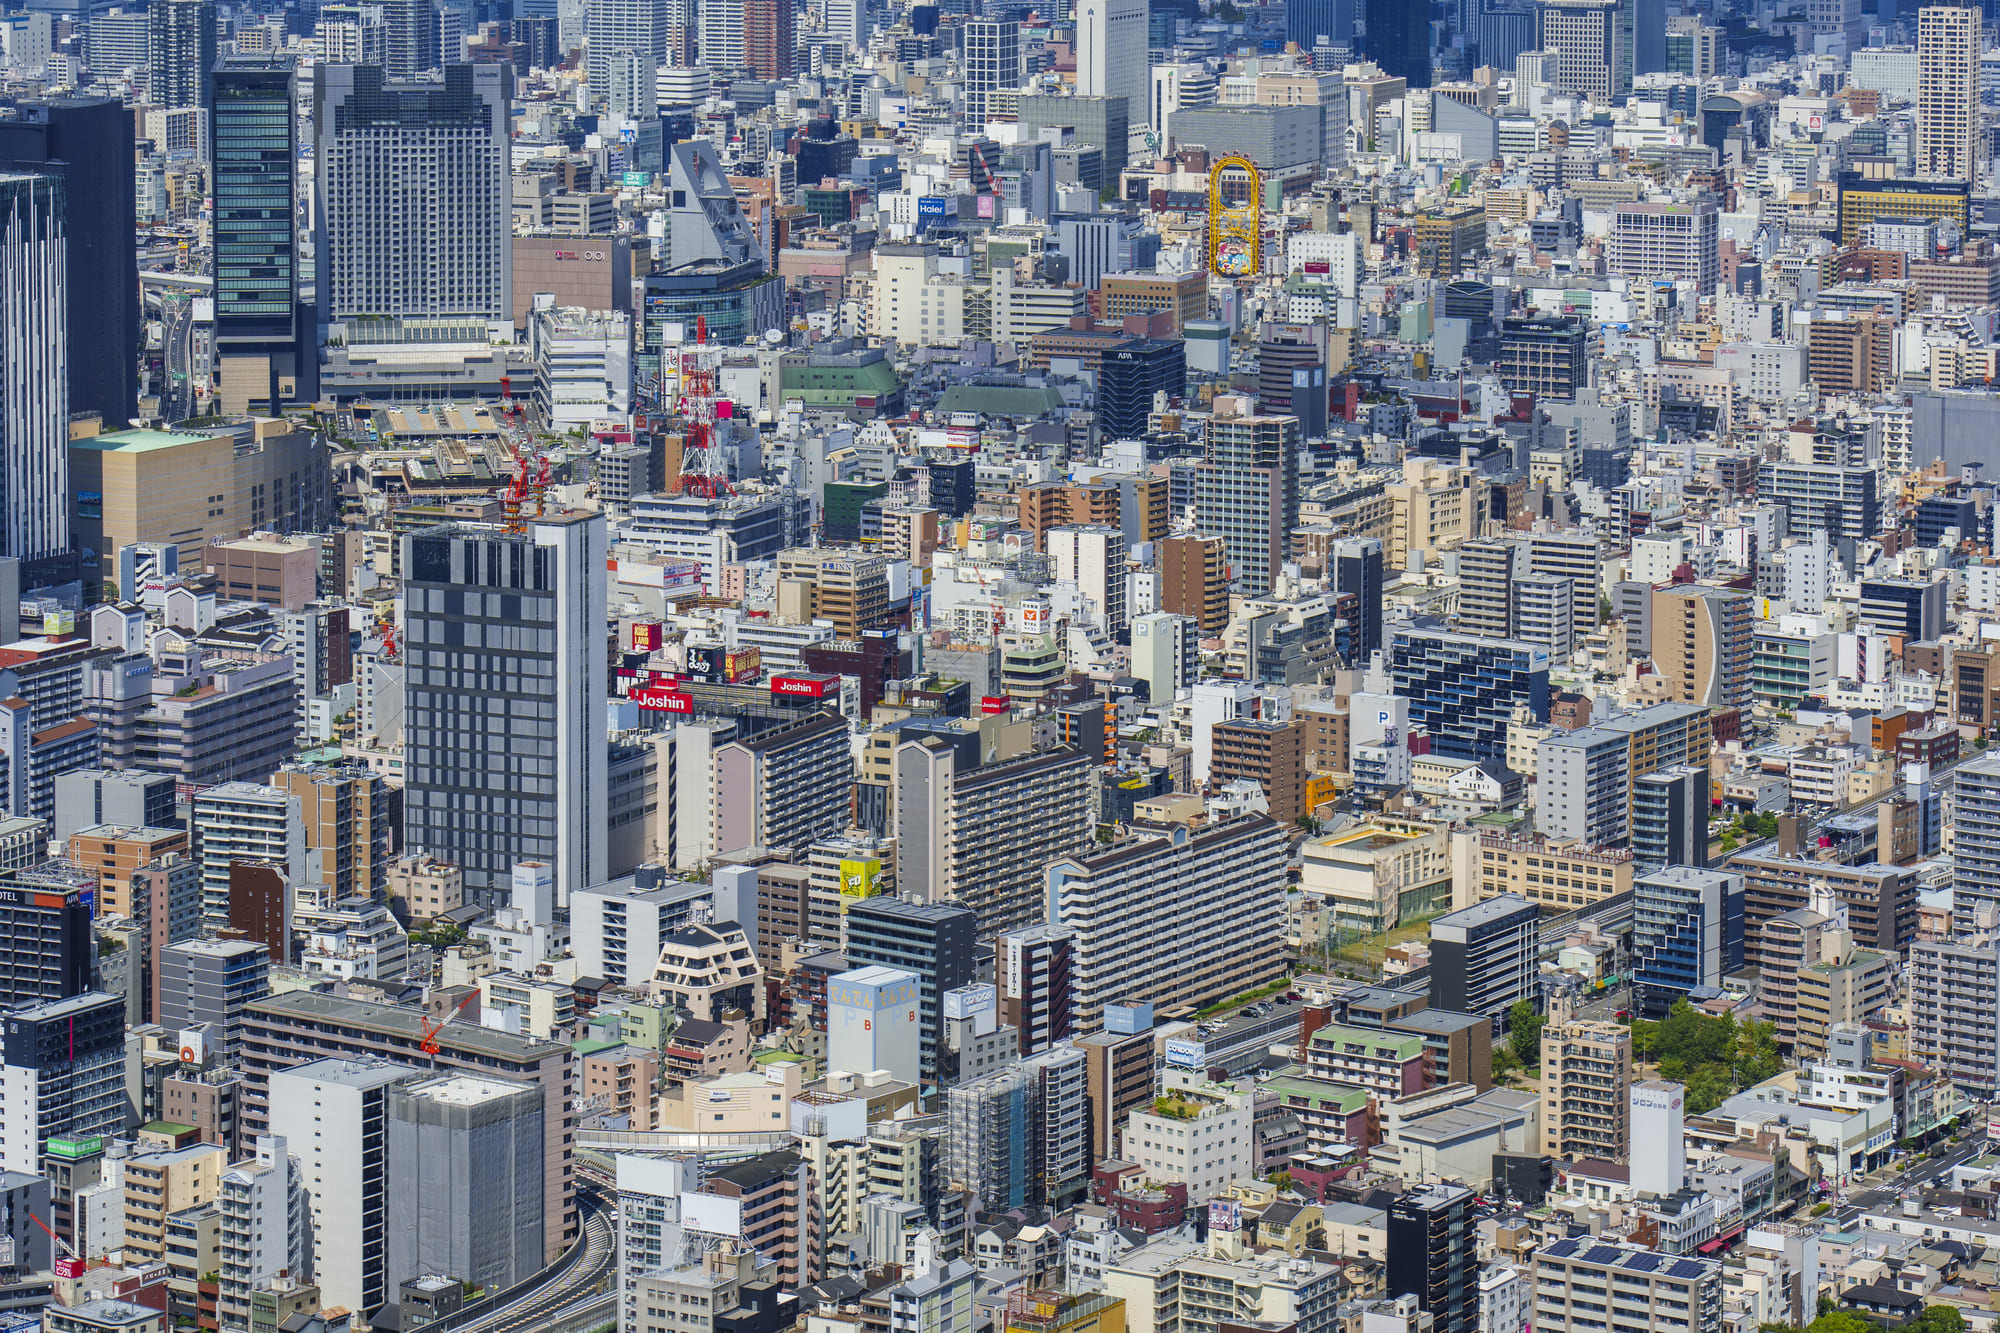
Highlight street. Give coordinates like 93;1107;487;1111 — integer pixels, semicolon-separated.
1830;1131;1990;1228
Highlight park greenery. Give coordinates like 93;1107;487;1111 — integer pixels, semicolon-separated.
1630;999;1782;1114
1763;1306;1966;1333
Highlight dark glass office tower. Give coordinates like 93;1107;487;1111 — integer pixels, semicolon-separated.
1364;0;1430;87
0;98;138;432
212;55;312;414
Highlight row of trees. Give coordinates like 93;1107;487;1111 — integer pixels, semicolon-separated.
1764;1305;1967;1333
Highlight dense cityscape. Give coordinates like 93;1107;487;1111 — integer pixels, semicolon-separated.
0;0;1994;1331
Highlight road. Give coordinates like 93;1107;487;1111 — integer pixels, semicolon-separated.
162;297;194;422
1830;1131;1989;1230
426;1176;615;1333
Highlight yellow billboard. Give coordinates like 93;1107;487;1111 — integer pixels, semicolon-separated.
838;859;881;898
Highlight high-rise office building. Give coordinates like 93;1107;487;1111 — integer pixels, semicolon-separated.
315;63;511;345
386;1073;545;1295
402;513;609;910
1857;578;1948;642
53;769;175;844
1631;867;1745;1019
0;99;138;434
212;57;310;416
1607;201;1719;293
586;0;669;104
1631;765;1707;872
1539;1021;1631;1159
1194;400;1300;597
1364;0;1429;85
0;173;65;572
1331;537;1384;659
1077;0;1151;123
843;897;979;1076
825;0;868;46
148;0;216;109
1284;0;1354;50
1428;894;1539;1030
1755;462;1879;542
1919;6;1983;182
1387;1184;1477;1333
0;992;126;1175
962;19;1021;126
698;0;746;71
1537;0;1622;101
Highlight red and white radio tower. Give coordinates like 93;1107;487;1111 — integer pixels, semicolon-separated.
676;316;732;499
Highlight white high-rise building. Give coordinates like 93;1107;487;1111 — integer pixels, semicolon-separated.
401;511;608;911
1629;1082;1685;1195
190;781;306;921
313;62;510;342
215;1136;311;1331
586;0;670;104
1537;0;1622;102
1076;0;1150;123
962;18;1020;127
0;174;66;565
699;0;746;73
1129;612;1195;700
825;0;867;50
1918;6;1983;182
268;1057;424;1315
1045;524;1129;638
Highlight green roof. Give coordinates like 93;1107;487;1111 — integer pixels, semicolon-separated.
73;428;217;454
143;1120;198;1136
1262;1073;1373;1113
937;382;1066;416
572;1037;623;1057
1308;1024;1426;1060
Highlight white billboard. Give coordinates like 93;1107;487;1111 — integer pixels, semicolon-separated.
679;1192;744;1238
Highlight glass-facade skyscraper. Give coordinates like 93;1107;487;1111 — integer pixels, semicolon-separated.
212;55;311;414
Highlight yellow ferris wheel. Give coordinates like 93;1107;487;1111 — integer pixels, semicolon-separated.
1206;154;1263;280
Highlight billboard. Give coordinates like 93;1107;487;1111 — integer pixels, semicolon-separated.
679;1192;745;1237
1208;1199;1243;1232
724;647;761;683
1164;1038;1206;1069
623;170;651;188
179;1029;205;1065
771;674;833;699
632;687;694;714
918;195;949;217
981;695;1010;714
837;858;881;898
944;984;995;1020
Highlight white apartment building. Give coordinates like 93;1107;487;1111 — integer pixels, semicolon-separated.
1124;1069;1254;1205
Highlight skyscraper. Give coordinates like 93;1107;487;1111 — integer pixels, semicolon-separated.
1364;0;1430;87
1537;0;1622;101
1193;399;1300;597
1919;6;1982;182
744;0;797;80
1077;0;1151;124
0;173;66;570
0;98;139;433
402;513;608;910
380;0;441;75
1284;0;1354;51
148;0;216;109
586;0;670;105
1386;1184;1477;1333
1630;866;1744;1019
0;992;127;1175
315;63;511;346
212;56;310;415
1650;585;1753;709
386;1074;545;1295
825;0;868;48
962;18;1021;126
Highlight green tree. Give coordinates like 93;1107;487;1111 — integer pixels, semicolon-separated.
1507;1000;1546;1065
1686;1063;1734;1114
1912;1308;1967;1333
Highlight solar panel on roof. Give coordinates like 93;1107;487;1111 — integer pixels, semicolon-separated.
1624;1253;1662;1272
1585;1247;1622;1265
1668;1260;1707;1279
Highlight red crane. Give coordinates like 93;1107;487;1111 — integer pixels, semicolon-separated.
420;991;479;1059
676;315;731;499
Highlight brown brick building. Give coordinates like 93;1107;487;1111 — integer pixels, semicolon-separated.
1211;717;1306;824
1159;534;1229;633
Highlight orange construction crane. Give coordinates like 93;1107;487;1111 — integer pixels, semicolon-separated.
420;991;479;1059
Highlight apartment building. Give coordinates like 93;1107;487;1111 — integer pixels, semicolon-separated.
1126;1070;1255;1205
1539;1021;1631;1160
1532;1238;1722;1333
1471;833;1636;910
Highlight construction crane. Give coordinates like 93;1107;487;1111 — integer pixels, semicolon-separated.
30;1210;83;1277
420;990;479;1060
675;315;731;499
